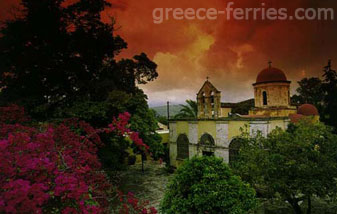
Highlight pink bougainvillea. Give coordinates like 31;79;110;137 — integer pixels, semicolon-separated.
117;192;157;214
0;106;157;213
0;104;28;124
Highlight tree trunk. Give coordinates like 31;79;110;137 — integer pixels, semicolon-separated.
288;198;303;214
307;195;311;214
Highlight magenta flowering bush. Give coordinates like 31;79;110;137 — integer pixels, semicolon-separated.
0;105;28;124
117;192;157;214
0;106;156;213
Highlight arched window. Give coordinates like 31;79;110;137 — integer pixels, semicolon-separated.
202;92;207;115
177;134;189;159
201;92;205;103
200;133;215;146
210;91;215;104
263;91;268;106
229;138;243;165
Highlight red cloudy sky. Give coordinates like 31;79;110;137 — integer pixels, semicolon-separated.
1;0;337;106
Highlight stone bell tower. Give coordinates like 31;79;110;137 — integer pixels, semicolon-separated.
197;78;221;119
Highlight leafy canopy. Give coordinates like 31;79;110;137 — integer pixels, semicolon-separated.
161;156;258;214
233;120;337;214
0;0;158;120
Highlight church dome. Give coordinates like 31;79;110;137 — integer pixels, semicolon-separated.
297;104;319;116
289;114;304;123
256;66;288;84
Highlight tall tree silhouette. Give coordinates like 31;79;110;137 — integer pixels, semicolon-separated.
322;60;337;130
292;77;324;112
0;0;158;120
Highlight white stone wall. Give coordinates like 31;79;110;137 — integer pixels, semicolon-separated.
169;142;177;166
169;119;289;167
250;121;269;137
215;149;229;163
188;122;198;144
284;119;290;130
189;145;199;158
216;122;229;147
169;122;177;142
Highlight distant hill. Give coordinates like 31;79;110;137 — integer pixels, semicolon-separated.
151;105;183;117
231;99;255;115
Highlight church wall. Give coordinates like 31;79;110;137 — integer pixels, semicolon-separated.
197;121;216;140
228;121;249;141
220;108;232;117
176;121;189;136
249;121;269;137
169;142;178;167
215;149;229;162
169;118;290;168
216;122;229;147
189;144;199;158
169;122;177;142
249;108;297;117
254;82;290;108
268;120;287;133
188;122;198;144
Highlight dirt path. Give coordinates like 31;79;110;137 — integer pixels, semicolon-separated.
118;161;173;211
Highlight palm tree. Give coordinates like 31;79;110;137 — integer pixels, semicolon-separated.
174;100;198;119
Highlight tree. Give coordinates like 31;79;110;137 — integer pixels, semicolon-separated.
152;110;168;126
0;0;158;120
160;156;258;214
59;89;165;171
292;78;323;109
0;0;164;171
322;60;337;130
174;100;198;119
233;120;337;214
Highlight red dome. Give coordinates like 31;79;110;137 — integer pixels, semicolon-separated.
256;67;288;84
289;114;304;123
297;104;319;116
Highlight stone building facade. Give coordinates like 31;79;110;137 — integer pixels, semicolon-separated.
169;63;319;167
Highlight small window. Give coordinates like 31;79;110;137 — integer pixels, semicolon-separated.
263;91;268;106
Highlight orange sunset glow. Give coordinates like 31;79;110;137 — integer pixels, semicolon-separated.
2;0;337;106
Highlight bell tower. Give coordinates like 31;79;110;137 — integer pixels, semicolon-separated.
197;78;221;119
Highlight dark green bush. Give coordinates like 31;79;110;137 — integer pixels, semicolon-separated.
161;156;258;214
128;155;136;165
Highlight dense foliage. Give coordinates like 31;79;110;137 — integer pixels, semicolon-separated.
0;105;157;213
0;0;157;121
291;77;323;109
321;60;337;130
233;120;337;214
0;0;165;170
161;156;258;214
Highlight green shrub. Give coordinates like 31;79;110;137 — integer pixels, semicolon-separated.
160;156;258;214
128;155;136;165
